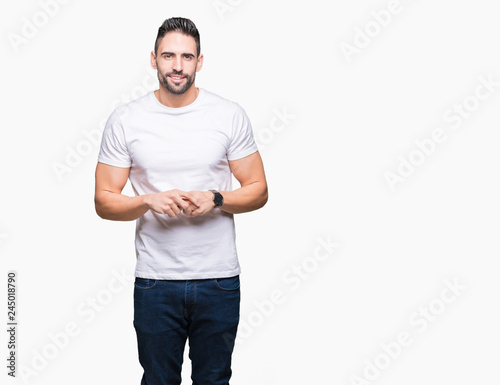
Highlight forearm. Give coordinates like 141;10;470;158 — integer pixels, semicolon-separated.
220;181;268;214
95;192;150;221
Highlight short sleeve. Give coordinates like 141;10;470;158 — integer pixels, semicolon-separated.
227;104;259;161
97;110;132;168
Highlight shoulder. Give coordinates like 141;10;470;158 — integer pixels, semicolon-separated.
201;88;241;113
113;92;153;121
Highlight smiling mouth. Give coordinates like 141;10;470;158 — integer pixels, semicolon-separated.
168;75;185;83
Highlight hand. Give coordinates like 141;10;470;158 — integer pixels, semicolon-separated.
144;189;200;217
184;190;215;217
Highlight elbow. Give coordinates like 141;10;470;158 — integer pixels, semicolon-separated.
94;197;108;220
95;205;105;220
95;208;105;219
258;186;268;209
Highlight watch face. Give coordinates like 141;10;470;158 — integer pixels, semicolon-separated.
213;191;223;206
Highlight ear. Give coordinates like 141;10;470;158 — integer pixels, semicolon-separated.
196;53;204;73
150;51;157;70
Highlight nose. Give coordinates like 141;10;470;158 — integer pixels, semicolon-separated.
173;56;183;72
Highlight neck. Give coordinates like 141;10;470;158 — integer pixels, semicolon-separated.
154;85;199;108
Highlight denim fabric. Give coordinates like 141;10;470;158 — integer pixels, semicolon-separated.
133;275;240;385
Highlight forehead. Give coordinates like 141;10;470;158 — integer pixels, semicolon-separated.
157;31;197;54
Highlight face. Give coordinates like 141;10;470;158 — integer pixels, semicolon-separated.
151;31;203;95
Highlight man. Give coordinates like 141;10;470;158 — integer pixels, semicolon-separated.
94;17;268;385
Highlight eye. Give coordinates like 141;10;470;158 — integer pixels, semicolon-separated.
184;54;193;60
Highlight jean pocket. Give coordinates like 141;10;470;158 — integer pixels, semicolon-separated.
134;277;157;290
214;275;240;291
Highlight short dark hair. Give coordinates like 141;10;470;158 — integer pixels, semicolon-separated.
154;17;201;57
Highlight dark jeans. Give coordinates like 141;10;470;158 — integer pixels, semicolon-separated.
133;275;240;385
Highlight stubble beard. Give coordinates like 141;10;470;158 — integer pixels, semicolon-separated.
158;70;196;95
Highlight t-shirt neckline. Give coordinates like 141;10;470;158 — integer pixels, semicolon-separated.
150;88;205;113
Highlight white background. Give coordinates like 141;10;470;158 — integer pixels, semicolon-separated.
1;0;499;384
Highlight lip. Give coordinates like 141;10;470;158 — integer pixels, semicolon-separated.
168;75;185;83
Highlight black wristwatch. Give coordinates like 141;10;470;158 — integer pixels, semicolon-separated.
210;190;224;208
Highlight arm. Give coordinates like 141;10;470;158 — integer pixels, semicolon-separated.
221;151;268;214
188;151;268;216
94;162;199;221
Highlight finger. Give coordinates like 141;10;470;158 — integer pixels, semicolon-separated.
190;206;206;217
171;204;182;216
173;195;195;211
182;205;193;216
164;202;181;217
165;207;177;218
180;192;201;208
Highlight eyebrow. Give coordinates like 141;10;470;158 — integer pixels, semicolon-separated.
160;51;195;57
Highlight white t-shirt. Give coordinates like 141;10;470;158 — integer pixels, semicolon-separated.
98;88;258;279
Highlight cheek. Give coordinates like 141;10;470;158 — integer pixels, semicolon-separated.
158;60;166;68
183;63;197;76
